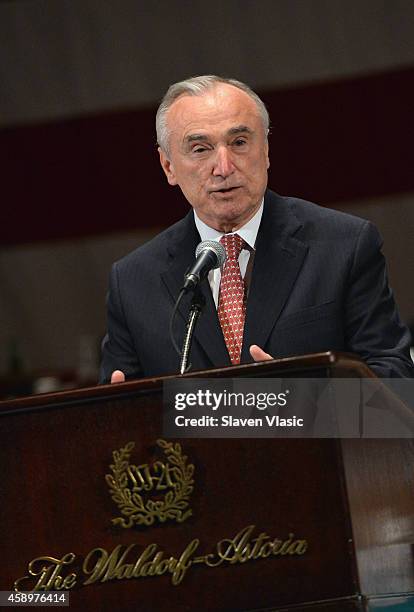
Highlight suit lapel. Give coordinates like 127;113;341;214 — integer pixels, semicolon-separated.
160;212;230;367
241;192;309;361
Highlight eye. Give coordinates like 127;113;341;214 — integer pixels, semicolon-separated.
233;138;248;147
193;146;208;153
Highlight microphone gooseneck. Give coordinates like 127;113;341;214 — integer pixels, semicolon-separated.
169;240;226;371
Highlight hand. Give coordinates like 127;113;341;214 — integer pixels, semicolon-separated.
110;370;126;383
249;344;273;362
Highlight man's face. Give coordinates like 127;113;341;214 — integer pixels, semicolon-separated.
159;83;269;232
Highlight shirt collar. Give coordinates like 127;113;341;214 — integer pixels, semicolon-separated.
193;198;264;250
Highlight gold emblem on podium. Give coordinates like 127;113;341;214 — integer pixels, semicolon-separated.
105;439;195;528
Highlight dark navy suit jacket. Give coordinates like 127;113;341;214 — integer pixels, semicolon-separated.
100;191;414;381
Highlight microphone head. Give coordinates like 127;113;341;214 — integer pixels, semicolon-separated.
195;240;226;269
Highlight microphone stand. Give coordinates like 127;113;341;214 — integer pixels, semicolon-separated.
179;288;205;375
170;241;225;373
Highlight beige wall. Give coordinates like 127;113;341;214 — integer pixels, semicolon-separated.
1;0;414;126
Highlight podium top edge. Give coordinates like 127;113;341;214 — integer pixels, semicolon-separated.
0;351;373;414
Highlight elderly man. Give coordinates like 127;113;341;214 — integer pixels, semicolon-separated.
100;75;413;382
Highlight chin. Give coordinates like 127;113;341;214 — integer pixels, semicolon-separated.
215;206;252;230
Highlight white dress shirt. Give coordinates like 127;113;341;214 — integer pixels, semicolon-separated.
193;199;264;307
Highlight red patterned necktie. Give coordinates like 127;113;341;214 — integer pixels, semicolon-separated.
218;233;246;365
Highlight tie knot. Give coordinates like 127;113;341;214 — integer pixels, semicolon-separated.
220;233;245;261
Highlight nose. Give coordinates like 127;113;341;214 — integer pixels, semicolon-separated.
212;146;235;178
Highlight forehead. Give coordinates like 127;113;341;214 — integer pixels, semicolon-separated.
166;84;262;142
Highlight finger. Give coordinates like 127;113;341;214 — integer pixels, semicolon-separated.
110;370;126;384
249;344;273;362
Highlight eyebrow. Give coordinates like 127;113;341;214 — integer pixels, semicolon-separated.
227;125;253;136
185;134;209;144
184;125;253;145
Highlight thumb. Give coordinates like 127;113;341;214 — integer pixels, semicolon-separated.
249;344;273;362
111;370;126;384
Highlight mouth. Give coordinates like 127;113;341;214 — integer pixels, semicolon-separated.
210;186;240;194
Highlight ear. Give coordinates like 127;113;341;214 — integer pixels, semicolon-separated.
158;147;178;186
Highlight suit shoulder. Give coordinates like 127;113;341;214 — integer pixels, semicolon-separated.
113;215;191;272
288;194;366;227
269;191;376;239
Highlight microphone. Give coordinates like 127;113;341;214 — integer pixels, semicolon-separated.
183;240;226;292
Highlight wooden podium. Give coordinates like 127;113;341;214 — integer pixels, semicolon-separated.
1;352;413;611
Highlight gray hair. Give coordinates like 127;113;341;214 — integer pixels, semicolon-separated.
156;75;269;154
